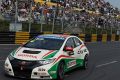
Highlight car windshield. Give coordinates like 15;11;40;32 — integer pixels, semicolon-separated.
23;36;65;50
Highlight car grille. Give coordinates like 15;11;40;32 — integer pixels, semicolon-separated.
13;66;31;78
10;58;41;78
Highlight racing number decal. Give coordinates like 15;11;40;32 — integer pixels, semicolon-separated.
67;60;76;68
78;50;83;54
78;49;87;54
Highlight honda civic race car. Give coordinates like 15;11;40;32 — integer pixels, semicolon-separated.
4;34;89;80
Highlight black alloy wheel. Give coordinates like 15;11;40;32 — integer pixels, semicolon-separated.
57;62;65;80
82;55;88;69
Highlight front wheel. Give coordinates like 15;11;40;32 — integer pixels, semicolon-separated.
56;62;65;80
81;55;88;69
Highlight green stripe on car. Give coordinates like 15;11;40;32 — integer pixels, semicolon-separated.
43;50;59;59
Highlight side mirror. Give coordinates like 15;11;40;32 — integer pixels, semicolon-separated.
64;47;73;52
64;47;74;55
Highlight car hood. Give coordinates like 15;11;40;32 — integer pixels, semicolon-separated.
11;47;58;61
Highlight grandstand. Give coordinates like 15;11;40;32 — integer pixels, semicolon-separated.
0;0;120;34
34;0;57;6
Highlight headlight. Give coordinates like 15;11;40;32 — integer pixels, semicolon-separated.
8;55;15;61
38;59;55;65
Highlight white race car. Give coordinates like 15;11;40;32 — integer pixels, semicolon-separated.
4;34;89;80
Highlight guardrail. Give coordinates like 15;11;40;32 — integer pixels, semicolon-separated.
0;32;120;44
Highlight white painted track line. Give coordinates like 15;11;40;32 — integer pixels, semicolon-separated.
96;61;118;68
0;60;5;62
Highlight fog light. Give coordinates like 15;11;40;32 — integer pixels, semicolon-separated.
9;69;11;71
34;72;37;75
50;71;56;74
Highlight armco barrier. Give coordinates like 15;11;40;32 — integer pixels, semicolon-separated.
0;32;15;44
0;32;120;44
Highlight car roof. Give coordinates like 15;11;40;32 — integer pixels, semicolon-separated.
36;34;70;40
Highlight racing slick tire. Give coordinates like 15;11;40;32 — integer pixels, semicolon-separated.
56;61;65;80
81;55;88;70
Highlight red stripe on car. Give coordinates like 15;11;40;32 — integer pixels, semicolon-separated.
80;45;85;49
42;50;54;58
53;55;75;64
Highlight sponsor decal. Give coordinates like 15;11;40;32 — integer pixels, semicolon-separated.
67;60;76;68
50;71;56;74
37;35;65;40
38;72;47;76
17;54;37;59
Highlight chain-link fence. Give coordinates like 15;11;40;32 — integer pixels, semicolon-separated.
0;16;120;34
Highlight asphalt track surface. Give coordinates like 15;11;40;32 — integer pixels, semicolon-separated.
0;42;120;80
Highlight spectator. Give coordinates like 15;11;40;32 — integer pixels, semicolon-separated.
0;0;120;30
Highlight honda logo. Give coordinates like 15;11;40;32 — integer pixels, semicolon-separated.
20;66;24;70
20;61;26;66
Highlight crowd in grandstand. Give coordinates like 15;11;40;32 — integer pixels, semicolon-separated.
0;0;120;29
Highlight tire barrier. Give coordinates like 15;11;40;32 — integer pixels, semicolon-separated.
0;32;120;44
0;32;15;44
91;34;97;42
107;35;111;41
85;34;91;42
97;34;102;42
115;35;119;41
29;32;43;39
111;34;116;41
79;34;85;42
15;32;29;44
102;34;107;42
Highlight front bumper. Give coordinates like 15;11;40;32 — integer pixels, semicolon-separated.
4;58;57;79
